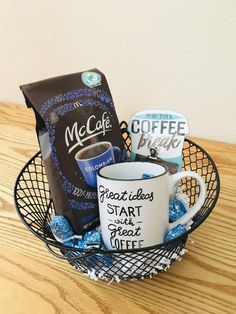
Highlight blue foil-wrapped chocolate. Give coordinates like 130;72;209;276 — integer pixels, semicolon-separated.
169;199;187;222
50;215;112;267
165;224;187;241
69;231;112;268
92;245;112;268
50;215;75;242
79;231;112;267
83;231;102;249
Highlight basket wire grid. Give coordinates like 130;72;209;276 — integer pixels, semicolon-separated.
14;121;220;280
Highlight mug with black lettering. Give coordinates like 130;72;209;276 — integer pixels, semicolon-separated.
97;161;206;250
75;141;121;188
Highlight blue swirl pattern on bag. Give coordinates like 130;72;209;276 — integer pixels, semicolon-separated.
39;88;113;117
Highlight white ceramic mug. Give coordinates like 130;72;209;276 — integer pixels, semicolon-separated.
97;161;206;250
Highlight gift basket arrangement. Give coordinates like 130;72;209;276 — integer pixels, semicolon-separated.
15;70;220;281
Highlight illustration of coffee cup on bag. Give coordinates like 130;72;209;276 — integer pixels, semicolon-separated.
75;141;121;188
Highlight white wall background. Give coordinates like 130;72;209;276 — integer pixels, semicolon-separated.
0;0;236;143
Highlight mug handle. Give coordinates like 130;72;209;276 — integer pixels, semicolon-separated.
112;146;121;162
168;171;206;230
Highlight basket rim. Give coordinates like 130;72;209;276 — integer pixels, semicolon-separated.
14;137;220;255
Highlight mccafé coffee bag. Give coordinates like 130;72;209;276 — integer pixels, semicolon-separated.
20;69;128;234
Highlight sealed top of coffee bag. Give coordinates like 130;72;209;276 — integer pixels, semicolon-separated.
20;69;128;235
128;110;189;172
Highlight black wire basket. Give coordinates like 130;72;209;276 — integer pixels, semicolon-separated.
14;121;220;281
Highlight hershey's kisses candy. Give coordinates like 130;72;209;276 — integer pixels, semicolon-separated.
50;215;112;267
50;215;75;243
169;199;187;222
83;230;102;249
165;224;187;241
64;230;101;250
93;245;112;267
66;230;112;267
64;238;83;247
82;231;112;267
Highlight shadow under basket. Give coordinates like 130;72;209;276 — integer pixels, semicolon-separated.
14;121;220;281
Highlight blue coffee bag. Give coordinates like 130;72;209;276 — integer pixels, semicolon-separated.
20;69;128;234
